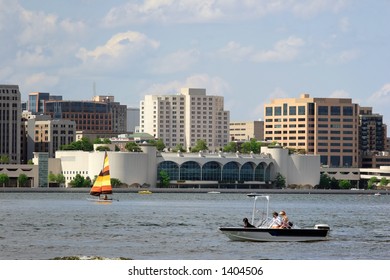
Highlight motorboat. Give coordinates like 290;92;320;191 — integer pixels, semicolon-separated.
219;194;330;242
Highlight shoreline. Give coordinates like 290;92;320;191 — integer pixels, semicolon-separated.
0;187;388;195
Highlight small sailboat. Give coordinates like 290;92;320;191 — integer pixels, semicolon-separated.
89;152;113;202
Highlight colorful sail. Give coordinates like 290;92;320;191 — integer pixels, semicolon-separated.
90;152;112;196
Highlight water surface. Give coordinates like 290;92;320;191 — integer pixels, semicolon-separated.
0;192;388;259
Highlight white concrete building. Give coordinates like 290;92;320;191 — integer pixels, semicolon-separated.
140;88;229;152
54;145;320;188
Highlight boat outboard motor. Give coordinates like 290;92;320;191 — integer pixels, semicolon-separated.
314;224;330;230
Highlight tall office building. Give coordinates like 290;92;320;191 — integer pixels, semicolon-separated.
28;92;62;114
24;115;76;160
44;96;127;134
0;85;21;163
359;107;385;152
264;93;359;167
28;92;49;114
140;88;229;152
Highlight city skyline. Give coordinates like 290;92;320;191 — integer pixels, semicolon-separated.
1;0;389;125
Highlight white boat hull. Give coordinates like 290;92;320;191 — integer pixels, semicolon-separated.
87;197;113;203
219;227;330;242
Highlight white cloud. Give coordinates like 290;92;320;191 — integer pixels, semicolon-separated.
290;0;349;18
325;49;360;64
77;31;160;63
218;41;254;62
369;84;390;103
339;17;350;33
102;0;349;26
329;90;351;98
253;36;305;62
150;49;200;74
24;72;59;89
218;36;305;63
143;73;230;96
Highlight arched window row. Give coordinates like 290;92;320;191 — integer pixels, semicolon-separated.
157;160;273;182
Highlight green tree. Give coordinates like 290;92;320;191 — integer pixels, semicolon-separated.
0;173;10;187
49;173;66;187
96;146;111;151
339;179;351;189
172;144;185;153
274;172;286;188
159;170;170;188
368;176;378;189
17;173;29;187
125;142;142;152
69;174;91;188
379;177;388;187
48;172;56;183
330;177;339;189
223;142;237;153
191;139;208;153
319;173;331;189
0;155;10;164
240;139;261;154
155;139;166;152
111;178;122;187
94;138;111;144
60;137;93;151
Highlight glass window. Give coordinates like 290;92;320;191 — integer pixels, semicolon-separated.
330;156;340;167
274;107;282;116
343;156;353;166
308;103;315;115
318;106;328;115
289;106;296;115
157;161;179;181
331;106;341;116
343;106;353;116
180;161;201;180
298;106;305;115
265;107;273;116
283;103;288;116
202;161;221;181
222;162;239;181
240;162;254;181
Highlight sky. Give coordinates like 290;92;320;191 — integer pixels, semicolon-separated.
1;0;390;125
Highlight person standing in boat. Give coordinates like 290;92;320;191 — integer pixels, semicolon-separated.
270;212;282;228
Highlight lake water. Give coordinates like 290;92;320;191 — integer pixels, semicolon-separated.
0;192;389;260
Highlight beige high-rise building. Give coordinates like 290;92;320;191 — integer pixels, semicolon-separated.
24;115;76;160
264;93;359;167
140;88;230;151
0;85;21;163
229;120;264;141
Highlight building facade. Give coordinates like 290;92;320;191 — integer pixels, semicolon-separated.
28;92;62;114
140;88;229;152
359;107;386;151
54;145;320;188
24;115;76;160
264;93;359;167
44;96;126;135
127;107;140;133
229;120;264;141
0;84;21;163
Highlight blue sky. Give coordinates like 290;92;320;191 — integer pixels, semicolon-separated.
1;0;390;125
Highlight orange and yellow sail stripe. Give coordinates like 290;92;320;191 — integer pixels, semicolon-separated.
90;152;112;196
